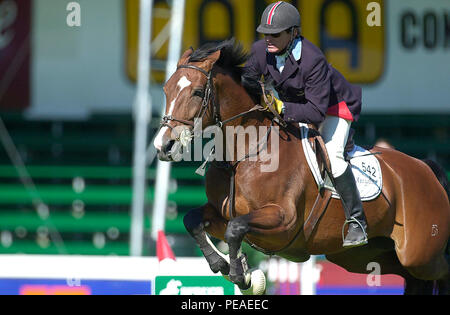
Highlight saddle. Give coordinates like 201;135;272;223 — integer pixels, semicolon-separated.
302;125;367;243
301;123;382;242
306;125;356;181
302;125;334;242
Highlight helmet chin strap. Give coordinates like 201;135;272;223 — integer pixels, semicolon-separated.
275;27;296;57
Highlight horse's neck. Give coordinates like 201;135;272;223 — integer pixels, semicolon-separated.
216;73;267;129
216;73;272;164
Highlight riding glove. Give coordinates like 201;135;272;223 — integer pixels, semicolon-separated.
263;94;284;115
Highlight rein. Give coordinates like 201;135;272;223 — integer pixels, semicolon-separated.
259;81;288;128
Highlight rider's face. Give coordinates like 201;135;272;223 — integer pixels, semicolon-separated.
264;30;292;54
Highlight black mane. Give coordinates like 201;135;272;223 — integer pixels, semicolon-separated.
189;38;248;69
188;38;263;102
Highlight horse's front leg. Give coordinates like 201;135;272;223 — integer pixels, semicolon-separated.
183;204;230;275
225;204;286;291
224;215;251;289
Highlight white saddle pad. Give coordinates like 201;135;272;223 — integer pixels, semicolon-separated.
299;123;382;201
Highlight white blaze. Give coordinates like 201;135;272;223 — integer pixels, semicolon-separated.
154;76;192;151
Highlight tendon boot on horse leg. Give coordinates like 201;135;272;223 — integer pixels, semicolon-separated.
183;207;230;275
334;165;369;248
224;216;251;290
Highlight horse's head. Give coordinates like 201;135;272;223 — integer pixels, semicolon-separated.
154;47;221;161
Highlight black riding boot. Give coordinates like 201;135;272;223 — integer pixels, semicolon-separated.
333;165;368;248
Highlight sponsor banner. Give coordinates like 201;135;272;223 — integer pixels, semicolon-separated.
126;0;385;84
27;0;449;118
300;0;385;84
0;0;31;111
155;276;236;295
316;261;404;295
125;0;449;113
363;0;450;113
0;278;152;295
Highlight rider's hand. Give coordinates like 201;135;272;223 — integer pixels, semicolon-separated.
263;94;284;115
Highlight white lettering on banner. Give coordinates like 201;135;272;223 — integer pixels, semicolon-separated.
179;286;224;295
0;0;17;50
362;0;450;113
66;2;81;27
66;278;81;287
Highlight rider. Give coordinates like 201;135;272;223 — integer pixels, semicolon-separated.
245;1;368;248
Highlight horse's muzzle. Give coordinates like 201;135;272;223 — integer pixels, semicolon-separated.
157;139;185;162
156;139;175;161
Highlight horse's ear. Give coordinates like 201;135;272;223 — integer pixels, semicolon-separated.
177;47;194;66
209;50;221;63
203;50;221;70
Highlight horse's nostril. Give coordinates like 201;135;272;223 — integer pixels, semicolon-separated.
162;139;175;154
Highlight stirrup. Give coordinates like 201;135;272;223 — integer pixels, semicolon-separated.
341;217;368;246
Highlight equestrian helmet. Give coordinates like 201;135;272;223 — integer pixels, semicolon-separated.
257;1;301;34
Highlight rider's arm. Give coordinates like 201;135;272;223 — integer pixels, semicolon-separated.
244;40;267;77
282;55;331;125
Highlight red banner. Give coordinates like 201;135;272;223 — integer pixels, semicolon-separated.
0;0;31;111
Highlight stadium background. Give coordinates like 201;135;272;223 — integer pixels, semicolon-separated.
0;0;448;294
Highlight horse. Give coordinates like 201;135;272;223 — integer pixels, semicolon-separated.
153;39;450;295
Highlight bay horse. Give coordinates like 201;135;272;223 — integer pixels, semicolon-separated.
154;39;450;295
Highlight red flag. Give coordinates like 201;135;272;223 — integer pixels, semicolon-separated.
156;230;176;262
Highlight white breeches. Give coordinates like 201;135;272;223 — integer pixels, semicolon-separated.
318;115;352;178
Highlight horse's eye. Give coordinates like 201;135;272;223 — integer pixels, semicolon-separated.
193;89;204;98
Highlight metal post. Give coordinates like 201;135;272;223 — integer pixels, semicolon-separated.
300;255;321;295
130;0;154;256
151;0;186;241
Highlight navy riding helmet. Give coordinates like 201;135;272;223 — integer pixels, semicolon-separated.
256;1;301;34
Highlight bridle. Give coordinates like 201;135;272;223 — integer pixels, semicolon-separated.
160;64;219;132
159;63;267;135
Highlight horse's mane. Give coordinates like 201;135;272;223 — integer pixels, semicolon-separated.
188;38;263;102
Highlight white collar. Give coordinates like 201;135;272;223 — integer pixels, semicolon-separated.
275;37;302;72
291;37;302;61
